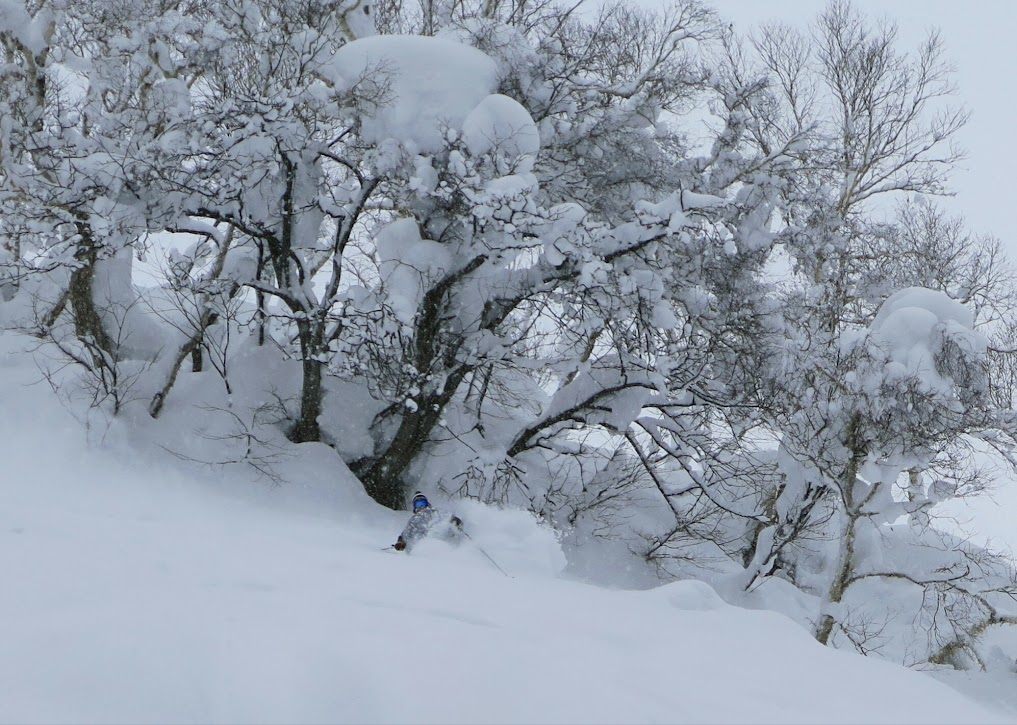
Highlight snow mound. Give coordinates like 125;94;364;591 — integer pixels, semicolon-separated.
461;93;540;161
653;579;728;612
331;34;499;153
868;286;987;391
537;202;589;266
375;217;452;326
872;286;974;331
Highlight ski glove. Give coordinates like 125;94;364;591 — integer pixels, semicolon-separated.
451;516;463;529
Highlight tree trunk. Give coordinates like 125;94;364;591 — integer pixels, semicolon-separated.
816;517;857;645
359;460;411;511
290;320;324;444
1;239;19;301
353;366;471;510
68;228;116;356
816;453;862;646
354;406;442;510
291;356;322;443
149;329;202;418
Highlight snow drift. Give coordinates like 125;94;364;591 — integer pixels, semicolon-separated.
1;330;1013;725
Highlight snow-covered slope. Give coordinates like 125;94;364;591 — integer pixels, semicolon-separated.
1;332;1012;725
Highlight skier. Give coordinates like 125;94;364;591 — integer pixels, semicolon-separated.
392;492;463;552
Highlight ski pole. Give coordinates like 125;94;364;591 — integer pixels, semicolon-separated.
461;531;512;578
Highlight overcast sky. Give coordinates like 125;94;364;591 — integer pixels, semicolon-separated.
635;0;1017;254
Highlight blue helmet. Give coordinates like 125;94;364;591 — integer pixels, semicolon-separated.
412;492;430;511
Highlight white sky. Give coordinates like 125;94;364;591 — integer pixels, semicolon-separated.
635;0;1017;254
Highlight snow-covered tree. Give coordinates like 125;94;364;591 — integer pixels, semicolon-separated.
722;1;1017;662
137;0;383;442
329;1;807;518
0;0;216;420
3;0;1016;671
